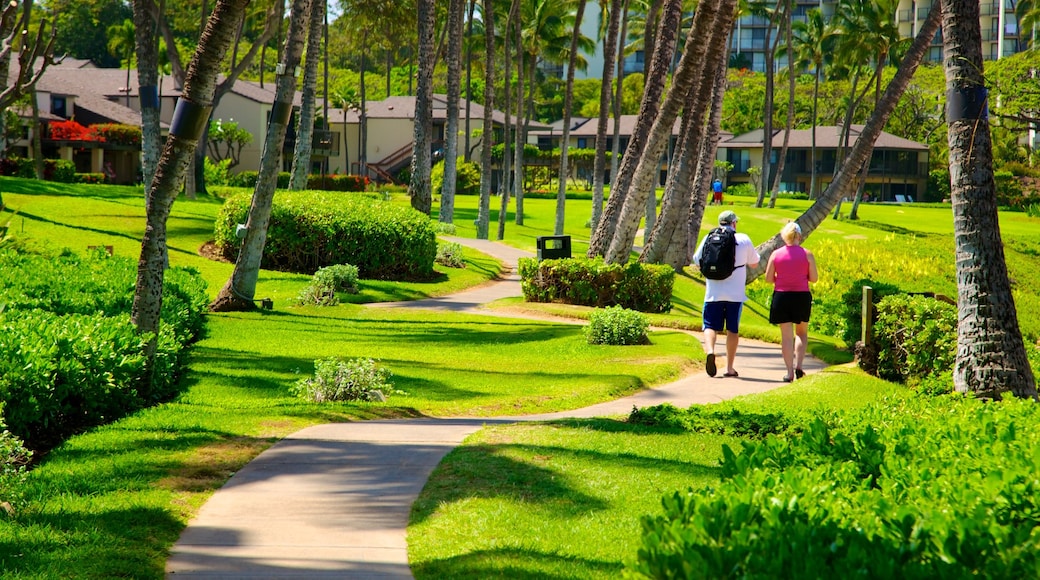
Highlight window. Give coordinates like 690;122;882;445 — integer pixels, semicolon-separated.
51;96;67;118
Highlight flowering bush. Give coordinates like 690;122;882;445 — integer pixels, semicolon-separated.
89;124;141;147
48;120;97;141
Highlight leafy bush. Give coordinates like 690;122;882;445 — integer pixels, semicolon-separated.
226;171;292;189
519;257;674;313
203;157;233;186
585;305;650;345
0;411;31;509
296;264;360;306
306;174;369;192
926;168;951;202
432;220;457;235
215;191;437;280
88;123;142;147
995;170;1028;210
872;293;957;386
45;159;77;183
431;157;481;196
435;241;466;268
630;395;1040;578
76;172;106;184
0;248;208;450
628;402;792;438
291;357;393;402
839;278;903;349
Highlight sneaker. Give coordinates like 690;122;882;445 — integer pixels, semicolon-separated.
795;368;805;379
706;353;717;377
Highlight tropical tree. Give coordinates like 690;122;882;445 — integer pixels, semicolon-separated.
132;0;251;370
940;0;1037;399
409;0;435;215
132;0;162;191
210;0;312;312
767;0;793;207
789;7;833;198
591;0;623;230
439;0;466;224
44;0;130;67
750;0;779;208
107;18;136;108
587;0;684;257
602;0;726;264
289;0;326;190
556;0;588;235
476;0;495;239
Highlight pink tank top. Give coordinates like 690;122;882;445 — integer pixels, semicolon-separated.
773;245;810;292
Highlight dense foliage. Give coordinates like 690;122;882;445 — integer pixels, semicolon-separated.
215;191;437;280
584;306;650;345
0;158;77;183
0;249;208;450
630;395;1040;579
519;257;674;313
291;357;393;402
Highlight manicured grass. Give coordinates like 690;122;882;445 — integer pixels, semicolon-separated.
408;366;904;579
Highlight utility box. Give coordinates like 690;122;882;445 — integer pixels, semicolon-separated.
536;235;572;261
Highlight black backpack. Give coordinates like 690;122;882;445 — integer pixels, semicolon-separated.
698;227;739;280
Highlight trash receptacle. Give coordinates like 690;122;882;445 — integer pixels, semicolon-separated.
536;235;572;260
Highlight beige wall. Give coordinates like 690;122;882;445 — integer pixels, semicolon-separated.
212;92;271;174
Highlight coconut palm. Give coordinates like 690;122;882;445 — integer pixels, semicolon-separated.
210;0;313;311
439;0;466;224
588;0;684;257
133;0;250;363
476;0;495;239
107;18;136;107
132;0;162;191
408;0;435;215
591;0;623;231
940;0;1037;399
289;0;325;190
789;7;834;198
555;0;588;235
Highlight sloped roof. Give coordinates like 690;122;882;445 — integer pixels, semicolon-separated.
719;126;928;151
535;114;685;137
321;94;539;129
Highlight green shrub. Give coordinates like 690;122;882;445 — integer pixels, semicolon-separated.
291;357;393;402
227;170;257;188
839;278;903;349
585;305;650;345
628;402;792;437
296;264;360;306
214;191;437;280
0;410;30;509
435;241;465;268
45;159;77;183
304;174;368;192
204;157;233;186
432;220;457;235
89;123;142;147
519;257;674;313
872;293;957;386
76;172;106;184
431;157;481;196
926;168;951;202
630;395;1040;578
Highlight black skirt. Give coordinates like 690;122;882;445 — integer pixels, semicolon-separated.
769;291;813;324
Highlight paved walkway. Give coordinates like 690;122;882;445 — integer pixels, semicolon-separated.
165;238;824;579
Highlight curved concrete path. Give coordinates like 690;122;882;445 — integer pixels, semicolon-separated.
166;237;824;578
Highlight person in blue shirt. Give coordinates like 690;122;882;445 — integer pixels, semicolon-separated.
712;179;724;205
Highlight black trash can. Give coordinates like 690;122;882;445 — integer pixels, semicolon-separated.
536;235;572;260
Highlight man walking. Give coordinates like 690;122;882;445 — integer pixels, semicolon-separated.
711;178;724;205
692;210;760;377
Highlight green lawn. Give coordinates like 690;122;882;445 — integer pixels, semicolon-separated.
2;177;1039;577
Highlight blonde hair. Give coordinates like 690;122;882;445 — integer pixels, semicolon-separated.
780;222;802;245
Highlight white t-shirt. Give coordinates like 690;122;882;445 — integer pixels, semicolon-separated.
692;226;760;303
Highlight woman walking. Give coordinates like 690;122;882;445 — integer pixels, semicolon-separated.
765;222;818;382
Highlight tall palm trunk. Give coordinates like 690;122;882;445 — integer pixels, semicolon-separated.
591;0;622;230
463;0;476;163
133;0;250;362
440;0;465;223
613;0;629;209
359;30;368;178
768;0;793;207
602;0;723;264
497;0;519;240
556;0;588;235
588;0;683;256
289;0;324;190
755;6;780;208
510;14;525;229
133;0;162;190
641;0;733;266
747;3;941;282
210;0;312;312
849;54;887;219
809;64;820;198
476;0;495;239
409;0;436;215
941;0;1037;400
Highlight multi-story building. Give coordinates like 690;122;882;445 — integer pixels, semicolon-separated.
573;0;1024;79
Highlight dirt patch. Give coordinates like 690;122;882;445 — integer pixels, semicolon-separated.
199;240;230;262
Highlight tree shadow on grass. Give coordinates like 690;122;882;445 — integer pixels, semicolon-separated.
412;547;622;580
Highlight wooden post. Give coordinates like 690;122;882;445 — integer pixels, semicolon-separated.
862;285;874;347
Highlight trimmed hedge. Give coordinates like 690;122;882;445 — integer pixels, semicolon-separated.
519;257;674;313
0;249;208;450
214;191;437;280
227;171;368;192
0;158;77;183
630;395;1040;578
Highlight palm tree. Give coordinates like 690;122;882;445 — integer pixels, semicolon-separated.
1016;0;1040;49
767;0;793;208
439;0;466;224
749;0;778;208
603;0;725;264
408;0;435;215
940;0;1037;399
132;0;162;191
289;0;325;190
210;0;312;311
588;0;683;257
133;0;250;365
591;0;623;231
476;0;495;239
497;0;519;240
789;8;833;198
107;18;136;108
556;0;588;235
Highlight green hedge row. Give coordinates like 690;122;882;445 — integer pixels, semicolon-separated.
0;249;208;450
214;191;437;280
227;171;368;191
518;257;674;313
630;394;1040;578
0;158;77;183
